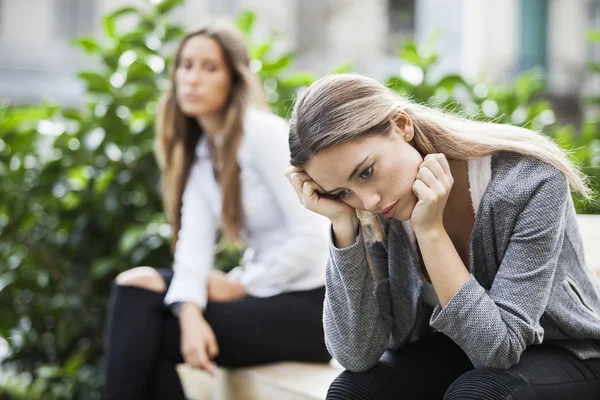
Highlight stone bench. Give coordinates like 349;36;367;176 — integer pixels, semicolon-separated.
178;214;600;400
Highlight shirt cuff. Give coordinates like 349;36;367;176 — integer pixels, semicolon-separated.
429;274;486;335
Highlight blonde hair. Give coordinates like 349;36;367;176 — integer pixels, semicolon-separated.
155;23;268;251
289;74;591;240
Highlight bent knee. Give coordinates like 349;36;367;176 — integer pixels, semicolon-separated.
444;368;526;400
116;266;166;293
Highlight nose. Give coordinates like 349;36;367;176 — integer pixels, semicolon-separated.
356;189;381;213
185;68;201;85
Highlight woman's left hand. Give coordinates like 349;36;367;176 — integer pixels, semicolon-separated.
207;270;247;303
410;153;454;234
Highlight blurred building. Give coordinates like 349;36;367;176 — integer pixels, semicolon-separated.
0;0;598;112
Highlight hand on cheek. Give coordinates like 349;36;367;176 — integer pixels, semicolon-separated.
409;154;454;234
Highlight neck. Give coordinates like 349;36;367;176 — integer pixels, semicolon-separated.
196;111;226;141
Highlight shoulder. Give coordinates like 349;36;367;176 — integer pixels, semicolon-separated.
488;151;568;206
243;108;290;144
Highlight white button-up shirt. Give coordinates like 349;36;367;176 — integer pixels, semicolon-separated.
164;109;329;309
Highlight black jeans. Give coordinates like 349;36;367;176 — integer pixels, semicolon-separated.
327;333;600;400
103;268;330;400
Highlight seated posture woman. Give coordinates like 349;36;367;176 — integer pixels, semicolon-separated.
285;73;600;399
103;24;330;400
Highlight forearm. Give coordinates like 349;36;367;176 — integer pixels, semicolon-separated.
415;227;470;307
331;214;359;249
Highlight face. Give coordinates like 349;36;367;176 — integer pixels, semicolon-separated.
304;118;423;221
175;35;233;117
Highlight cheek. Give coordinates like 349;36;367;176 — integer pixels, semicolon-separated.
210;73;232;104
395;193;418;221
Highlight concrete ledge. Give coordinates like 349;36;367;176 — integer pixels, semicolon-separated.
177;361;343;400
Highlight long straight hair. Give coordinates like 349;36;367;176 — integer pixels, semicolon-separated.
289;74;591;241
155;23;268;251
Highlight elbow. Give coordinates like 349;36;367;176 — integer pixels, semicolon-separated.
326;342;381;373
324;330;386;373
472;333;528;370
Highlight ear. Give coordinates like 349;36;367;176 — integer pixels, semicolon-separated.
390;111;414;141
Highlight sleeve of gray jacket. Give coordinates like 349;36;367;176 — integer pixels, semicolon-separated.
430;170;569;369
323;225;394;372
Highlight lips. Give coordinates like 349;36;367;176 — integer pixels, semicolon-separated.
379;200;399;218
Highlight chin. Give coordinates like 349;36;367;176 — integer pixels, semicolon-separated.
393;198;417;222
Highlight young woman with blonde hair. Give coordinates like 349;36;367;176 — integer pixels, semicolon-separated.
102;24;330;399
286;73;600;399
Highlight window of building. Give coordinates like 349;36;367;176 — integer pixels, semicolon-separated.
519;0;548;72
388;0;416;51
54;0;97;40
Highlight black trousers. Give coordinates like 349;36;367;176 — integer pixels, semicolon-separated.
103;268;330;400
327;333;600;400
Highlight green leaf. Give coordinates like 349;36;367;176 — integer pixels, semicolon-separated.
110;6;138;19
236;10;256;36
155;0;184;16
251;43;272;60
72;37;102;55
587;61;600;74
120;30;147;47
127;62;155;82
91;258;117;279
587;29;600;43
399;41;421;66
119;225;147;253
386;76;414;93
330;62;353;74
436;74;470;92
163;25;186;43
261;54;293;73
77;71;111;93
281;72;317;87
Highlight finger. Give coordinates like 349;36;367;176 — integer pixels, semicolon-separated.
196;347;215;375
184;347;201;369
412;179;430;199
416;167;440;190
290;172;312;201
206;330;219;359
284;166;305;179
420;157;446;181
425;153;451;176
302;180;321;206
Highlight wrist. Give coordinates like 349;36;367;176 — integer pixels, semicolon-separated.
179;302;202;318
414;225;446;240
331;214;358;231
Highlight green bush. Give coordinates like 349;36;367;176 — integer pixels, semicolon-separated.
0;1;598;398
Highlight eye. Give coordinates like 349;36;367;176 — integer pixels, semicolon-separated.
359;164;374;180
204;63;217;72
182;61;192;69
336;190;351;200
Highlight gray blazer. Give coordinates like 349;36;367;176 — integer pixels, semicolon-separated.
324;152;600;372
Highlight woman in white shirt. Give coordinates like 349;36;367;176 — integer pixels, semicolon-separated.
102;23;330;400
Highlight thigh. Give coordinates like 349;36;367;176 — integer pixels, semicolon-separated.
204;287;330;367
327;334;474;400
445;344;600;400
157;267;329;367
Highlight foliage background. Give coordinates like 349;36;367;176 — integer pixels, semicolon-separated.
0;0;598;398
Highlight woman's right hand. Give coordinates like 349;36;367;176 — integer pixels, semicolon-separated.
179;303;219;375
284;166;355;224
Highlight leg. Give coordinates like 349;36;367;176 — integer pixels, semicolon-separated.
103;267;185;400
327;334;474;400
159;286;331;368
444;344;600;400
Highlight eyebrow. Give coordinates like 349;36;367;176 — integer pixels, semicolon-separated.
323;155;370;195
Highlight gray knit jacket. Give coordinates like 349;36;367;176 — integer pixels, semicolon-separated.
324;152;600;372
